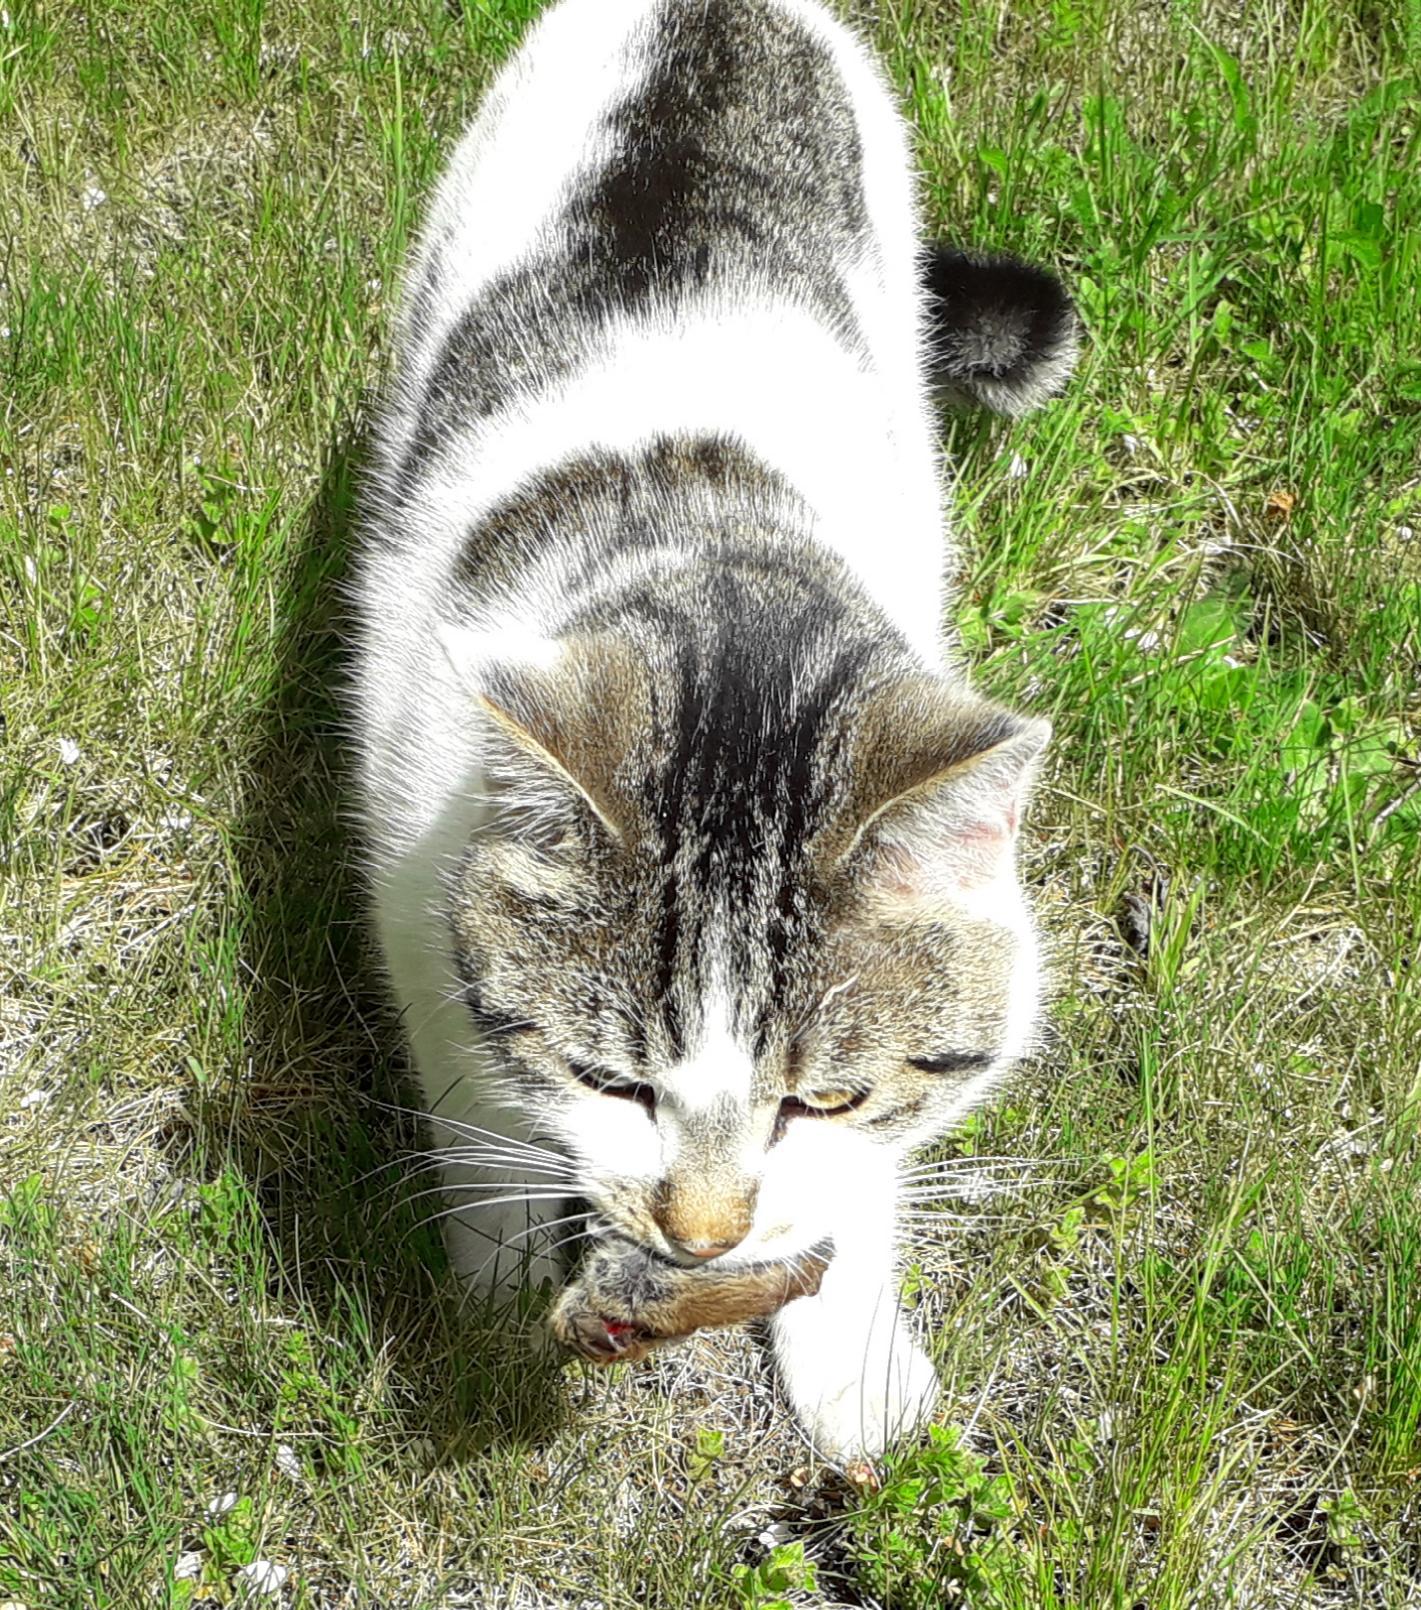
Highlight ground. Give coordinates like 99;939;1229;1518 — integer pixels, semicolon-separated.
1;0;1419;1606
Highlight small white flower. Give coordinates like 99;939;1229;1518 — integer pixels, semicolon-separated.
58;737;80;765
236;1560;288;1595
19;1089;51;1110
757;1522;792;1549
173;1553;203;1581
1398;525;1415;541
81;181;107;211
1008;452;1029;480
1122;432;1141;456
274;1443;300;1480
206;1491;238;1517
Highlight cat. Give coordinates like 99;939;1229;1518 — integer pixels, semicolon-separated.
353;0;1076;1458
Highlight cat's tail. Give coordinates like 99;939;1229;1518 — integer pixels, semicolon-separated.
920;243;1080;417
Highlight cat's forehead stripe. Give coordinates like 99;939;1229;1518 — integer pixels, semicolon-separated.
641;590;883;1051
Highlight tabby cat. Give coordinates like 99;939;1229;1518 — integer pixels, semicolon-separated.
354;0;1076;1457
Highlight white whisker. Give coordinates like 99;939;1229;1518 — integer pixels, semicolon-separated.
402;1191;578;1242
367;1098;567;1163
462;1211;598;1285
393;1181;573;1216
900;1155;1080;1180
425;1147;577;1178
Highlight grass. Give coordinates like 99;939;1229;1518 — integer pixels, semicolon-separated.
1;0;1418;1603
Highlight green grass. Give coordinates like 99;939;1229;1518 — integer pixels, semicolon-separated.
2;0;1418;1603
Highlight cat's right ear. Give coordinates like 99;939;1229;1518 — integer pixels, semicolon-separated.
438;625;647;846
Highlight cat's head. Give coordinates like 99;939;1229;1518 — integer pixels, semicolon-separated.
448;628;1048;1267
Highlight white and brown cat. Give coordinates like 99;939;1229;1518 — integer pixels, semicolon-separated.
353;0;1075;1458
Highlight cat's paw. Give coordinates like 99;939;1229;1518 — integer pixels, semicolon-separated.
779;1327;940;1459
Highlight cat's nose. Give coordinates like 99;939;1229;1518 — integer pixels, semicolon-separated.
652;1175;758;1259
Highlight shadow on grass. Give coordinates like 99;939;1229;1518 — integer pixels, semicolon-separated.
212;435;566;1456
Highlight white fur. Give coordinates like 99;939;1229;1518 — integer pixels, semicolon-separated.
660;992;751;1112
355;0;1040;1458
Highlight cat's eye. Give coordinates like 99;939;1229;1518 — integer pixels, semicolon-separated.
568;1061;656;1114
778;1087;869;1121
907;1052;995;1075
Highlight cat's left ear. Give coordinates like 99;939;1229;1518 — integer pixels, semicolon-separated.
837;679;1050;903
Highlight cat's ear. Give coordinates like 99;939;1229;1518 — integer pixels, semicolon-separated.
439;625;646;844
838;679;1050;904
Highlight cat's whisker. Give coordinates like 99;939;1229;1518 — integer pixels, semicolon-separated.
899;1171;1076;1190
428;1128;566;1166
390;1137;577;1171
897;1211;1033;1230
392;1195;573;1239
421;1149;578;1180
898;1173;1083;1197
899;1154;1080;1179
898;1182;1063;1202
536;1225;603;1265
489;1207;595;1251
780;1250;812;1293
369;1098;569;1162
392;1182;574;1217
376;1140;575;1179
402;1189;575;1234
345;1153;577;1212
402;1200;588;1261
342;1154;433;1192
897;1177;1081;1200
461;1211;599;1286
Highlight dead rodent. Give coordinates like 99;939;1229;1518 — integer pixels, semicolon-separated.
550;1237;835;1365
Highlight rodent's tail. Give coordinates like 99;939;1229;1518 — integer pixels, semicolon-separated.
921;243;1080;417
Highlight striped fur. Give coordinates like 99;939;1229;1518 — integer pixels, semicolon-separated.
352;0;1069;1458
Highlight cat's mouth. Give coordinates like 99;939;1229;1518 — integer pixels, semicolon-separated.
607;1206;812;1271
570;1193;810;1275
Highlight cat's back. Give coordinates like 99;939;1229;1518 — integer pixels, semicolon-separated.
376;0;931;507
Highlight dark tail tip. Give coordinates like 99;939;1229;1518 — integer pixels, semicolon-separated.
921;243;1080;417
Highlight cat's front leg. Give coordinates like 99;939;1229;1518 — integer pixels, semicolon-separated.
769;1223;939;1460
